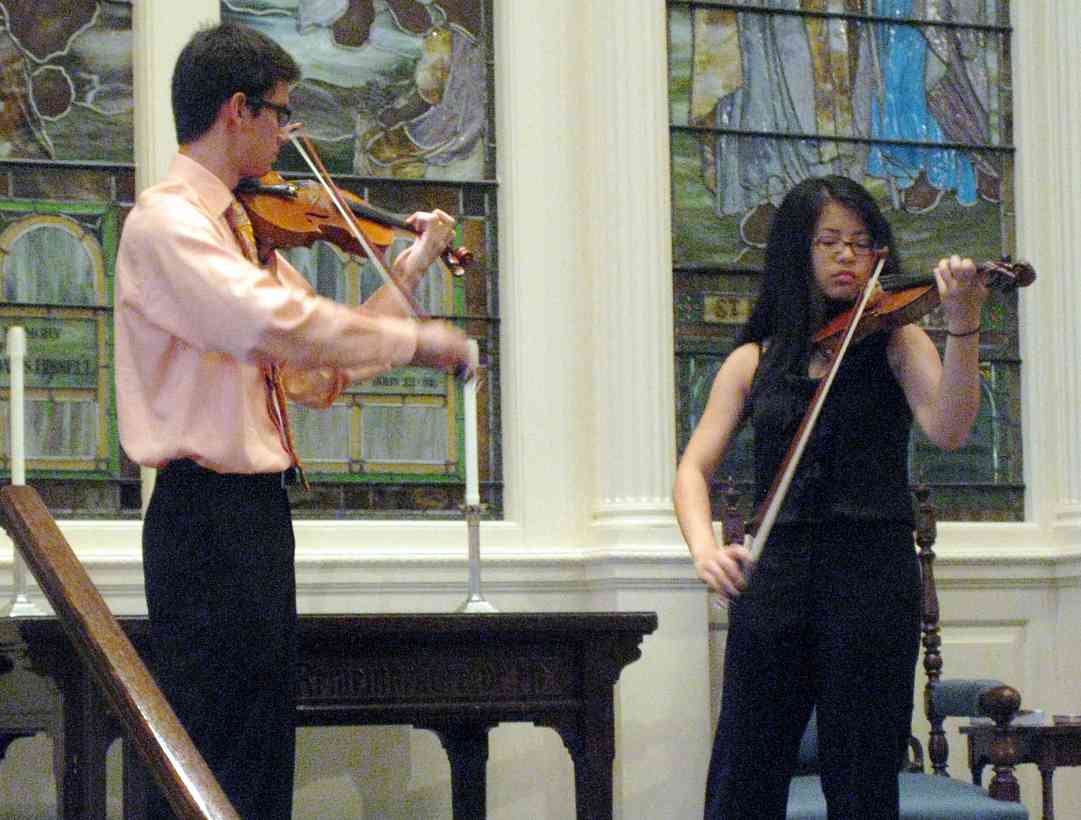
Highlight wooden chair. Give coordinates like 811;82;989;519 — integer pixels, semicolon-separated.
785;486;1029;819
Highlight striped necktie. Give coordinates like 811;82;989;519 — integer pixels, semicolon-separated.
224;199;308;489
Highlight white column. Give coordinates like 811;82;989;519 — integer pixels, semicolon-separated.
1012;2;1081;535
582;0;680;547
132;3;219;190
573;5;712;819
492;0;596;545
1014;10;1081;817
132;2;218;508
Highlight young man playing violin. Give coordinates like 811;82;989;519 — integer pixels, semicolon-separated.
674;176;987;820
115;22;474;819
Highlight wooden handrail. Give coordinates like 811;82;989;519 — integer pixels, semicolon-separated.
0;484;239;820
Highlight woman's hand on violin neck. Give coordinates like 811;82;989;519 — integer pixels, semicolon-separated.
693;542;753;602
934;254;987;332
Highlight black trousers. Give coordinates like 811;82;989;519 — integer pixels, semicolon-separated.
704;521;920;820
142;460;297;820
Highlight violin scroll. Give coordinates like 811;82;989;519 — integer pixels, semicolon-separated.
977;258;1036;291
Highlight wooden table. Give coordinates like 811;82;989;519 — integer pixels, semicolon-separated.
1;612;657;819
961;719;1081;820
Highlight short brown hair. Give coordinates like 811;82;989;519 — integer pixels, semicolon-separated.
171;22;300;144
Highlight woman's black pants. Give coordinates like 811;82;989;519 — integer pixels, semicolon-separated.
704;521;921;820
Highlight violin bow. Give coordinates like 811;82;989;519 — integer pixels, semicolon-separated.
289;133;429;320
743;254;888;562
288;133;478;384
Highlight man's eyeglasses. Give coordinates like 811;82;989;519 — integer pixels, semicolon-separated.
247;97;292;128
812;235;877;258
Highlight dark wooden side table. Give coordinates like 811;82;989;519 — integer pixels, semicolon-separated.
961;719;1081;820
2;611;657;820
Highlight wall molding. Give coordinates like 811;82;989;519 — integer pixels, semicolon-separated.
3;520;1077;615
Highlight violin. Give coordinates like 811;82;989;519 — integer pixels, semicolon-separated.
235;170;474;276
814;258;1036;353
237;134;477;384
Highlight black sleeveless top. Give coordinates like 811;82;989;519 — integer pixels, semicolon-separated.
750;332;914;526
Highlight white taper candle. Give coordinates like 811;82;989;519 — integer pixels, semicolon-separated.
463;339;480;506
3;323;44;616
7;326;25;486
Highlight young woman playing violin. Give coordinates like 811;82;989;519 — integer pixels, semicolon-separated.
674;175;989;820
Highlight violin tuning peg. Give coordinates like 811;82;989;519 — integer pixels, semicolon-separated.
453;247;474;270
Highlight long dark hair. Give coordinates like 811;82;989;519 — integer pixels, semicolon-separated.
738;176;903;398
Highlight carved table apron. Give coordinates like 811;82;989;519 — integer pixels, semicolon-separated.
2;612;658;819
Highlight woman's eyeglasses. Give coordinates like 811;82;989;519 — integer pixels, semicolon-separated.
812;235;877;258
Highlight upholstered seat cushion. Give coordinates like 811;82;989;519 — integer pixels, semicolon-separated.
787;773;1029;819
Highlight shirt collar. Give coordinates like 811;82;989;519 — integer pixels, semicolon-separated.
167;153;237;219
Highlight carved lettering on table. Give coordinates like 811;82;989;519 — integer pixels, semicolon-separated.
298;656;574;702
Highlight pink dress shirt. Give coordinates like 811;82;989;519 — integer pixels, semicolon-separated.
115;153;419;474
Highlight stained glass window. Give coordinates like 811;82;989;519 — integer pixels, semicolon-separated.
669;0;1021;520
223;0;500;518
0;0;139;517
0;1;499;520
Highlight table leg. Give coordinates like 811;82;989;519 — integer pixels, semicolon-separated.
55;676;81;819
122;738;149;819
568;740;612;820
1039;765;1054;820
970;761;985;787
433;724;491;820
58;669;112;820
545;719;614;820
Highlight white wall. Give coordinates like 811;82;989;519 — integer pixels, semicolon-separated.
2;1;1081;818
